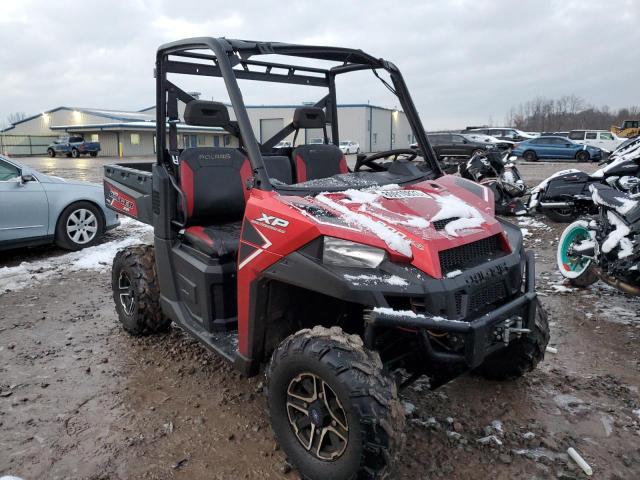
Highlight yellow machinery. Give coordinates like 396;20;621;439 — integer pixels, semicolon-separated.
611;120;640;138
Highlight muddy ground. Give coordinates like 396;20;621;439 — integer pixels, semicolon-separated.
1;158;639;479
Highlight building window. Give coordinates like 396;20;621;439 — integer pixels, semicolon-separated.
197;135;207;146
130;133;140;145
372;133;377;144
91;134;99;142
224;135;231;146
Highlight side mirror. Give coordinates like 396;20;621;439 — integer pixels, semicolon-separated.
21;173;34;183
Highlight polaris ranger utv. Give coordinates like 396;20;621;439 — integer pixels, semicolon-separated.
105;37;549;480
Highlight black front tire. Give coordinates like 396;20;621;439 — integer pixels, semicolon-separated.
71;148;80;158
47;148;55;158
575;150;590;162
474;299;550;380
89;151;98;157
523;150;537;162
266;326;405;480
111;245;171;336
545;207;577;223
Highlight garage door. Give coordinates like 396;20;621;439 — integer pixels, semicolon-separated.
260;118;284;143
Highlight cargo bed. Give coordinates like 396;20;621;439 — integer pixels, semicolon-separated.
104;162;154;225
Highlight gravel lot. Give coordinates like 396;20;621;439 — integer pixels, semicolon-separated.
1;156;639;480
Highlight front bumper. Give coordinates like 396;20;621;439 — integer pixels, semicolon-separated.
364;251;537;369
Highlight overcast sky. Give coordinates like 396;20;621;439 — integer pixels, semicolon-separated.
0;0;638;129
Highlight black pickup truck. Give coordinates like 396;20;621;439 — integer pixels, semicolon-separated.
411;133;495;173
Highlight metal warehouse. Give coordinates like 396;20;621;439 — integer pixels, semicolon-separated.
0;103;412;157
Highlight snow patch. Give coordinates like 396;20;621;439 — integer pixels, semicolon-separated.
590;185;638;215
601;210;631;254
431;194;485;236
0;218;151;295
343;274;408;287
446;269;462;278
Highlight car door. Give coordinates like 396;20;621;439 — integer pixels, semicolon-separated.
551;137;575;159
0;159;49;242
427;134;446;157
597;131;616;151
531;138;552;158
450;134;469;156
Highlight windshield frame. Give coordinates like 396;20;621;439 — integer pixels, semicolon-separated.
156;37;442;195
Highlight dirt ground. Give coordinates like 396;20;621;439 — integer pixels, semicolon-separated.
1;157;639;479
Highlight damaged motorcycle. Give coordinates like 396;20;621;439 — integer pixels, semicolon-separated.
458;150;528;215
557;182;640;293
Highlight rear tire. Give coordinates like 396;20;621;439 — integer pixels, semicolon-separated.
523;150;537;162
545;207;577;223
474;299;549;380
266;326;405;480
575;150;590;162
90;151;98;157
47;148;55;158
111;245;171;336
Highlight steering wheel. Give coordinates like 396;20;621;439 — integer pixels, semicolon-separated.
354;149;419;172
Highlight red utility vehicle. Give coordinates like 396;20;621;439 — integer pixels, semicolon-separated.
104;37;549;480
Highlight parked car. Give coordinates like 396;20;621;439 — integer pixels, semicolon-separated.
567;130;625;153
339;140;360;154
426;133;495;158
47;135;101;158
512;136;603;162
461;133;515;150
465;127;535;142
0;155;118;251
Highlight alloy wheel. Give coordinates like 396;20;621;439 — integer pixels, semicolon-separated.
286;372;349;461
66;208;98;245
118;271;135;315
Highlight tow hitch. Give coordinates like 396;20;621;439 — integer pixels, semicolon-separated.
494;316;530;345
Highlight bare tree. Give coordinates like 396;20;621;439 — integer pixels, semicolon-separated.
505;95;639;132
7;112;27;125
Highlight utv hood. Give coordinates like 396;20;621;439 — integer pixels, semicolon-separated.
284;176;508;278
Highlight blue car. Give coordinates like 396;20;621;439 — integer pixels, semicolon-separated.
0;155;119;251
513;136;603;162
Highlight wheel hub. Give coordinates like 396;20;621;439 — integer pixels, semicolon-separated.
286;372;349;461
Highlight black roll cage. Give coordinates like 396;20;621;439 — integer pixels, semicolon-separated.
155;36;442;192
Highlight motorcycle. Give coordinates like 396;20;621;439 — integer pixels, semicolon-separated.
459;150;528;215
529;137;640;222
557;182;640;294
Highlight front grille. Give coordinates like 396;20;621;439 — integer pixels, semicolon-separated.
439;234;502;275
468;281;507;315
433;217;459;231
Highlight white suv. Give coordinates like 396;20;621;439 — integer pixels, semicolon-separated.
568;130;624;153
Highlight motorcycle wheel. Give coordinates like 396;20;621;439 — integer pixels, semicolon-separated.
545;207;577;223
557;220;598;287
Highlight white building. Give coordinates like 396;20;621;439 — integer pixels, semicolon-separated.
1;103;413;157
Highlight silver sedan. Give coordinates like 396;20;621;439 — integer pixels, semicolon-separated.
0;155;119;251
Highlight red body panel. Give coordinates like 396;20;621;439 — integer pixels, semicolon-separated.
236;175;507;356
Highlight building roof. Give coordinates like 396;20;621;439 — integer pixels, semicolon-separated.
50;121;226;133
1;106;155;132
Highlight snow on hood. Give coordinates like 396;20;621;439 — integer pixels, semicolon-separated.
313;183;488;257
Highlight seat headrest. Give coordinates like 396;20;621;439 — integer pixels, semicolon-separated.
184;100;230;127
292;107;326;129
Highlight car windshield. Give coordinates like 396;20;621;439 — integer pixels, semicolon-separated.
308;138;324;144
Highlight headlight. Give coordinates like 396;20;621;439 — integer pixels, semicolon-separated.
323;237;386;268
